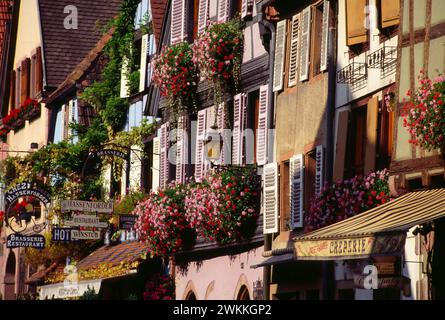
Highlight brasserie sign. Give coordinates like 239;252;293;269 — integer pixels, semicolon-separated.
6;234;45;249
95;149;129;160
61;200;113;213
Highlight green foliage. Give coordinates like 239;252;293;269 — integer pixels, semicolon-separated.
111;118;158;150
82;0;141;134
114;188;148;215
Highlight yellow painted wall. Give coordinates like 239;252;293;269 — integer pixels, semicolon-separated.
7;0;48;153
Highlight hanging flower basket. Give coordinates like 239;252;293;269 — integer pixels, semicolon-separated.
152;42;198;120
193;18;244;105
185;166;260;245
402;72;445;156
132;182;195;257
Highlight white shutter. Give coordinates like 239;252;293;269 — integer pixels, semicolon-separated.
197;0;208;35
120;57;129;98
217;0;230;23
315;145;325;195
176;115;188;183
217;103;228;165
152;137;160;190
241;0;253;19
160;122;170;188
273;20;287;92
263;162;279;234
320;0;330;72
194;109;207;182
299;6;311;82
139;33;149;91
232;93;247;165
288;14;300;87
256;85;269;166
290;154;304;228
171;0;186;44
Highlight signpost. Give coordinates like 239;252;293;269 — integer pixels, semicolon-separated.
61;200;113;213
52;228;73;242
118;215;138;230
64;214;108;228
71;229;101;240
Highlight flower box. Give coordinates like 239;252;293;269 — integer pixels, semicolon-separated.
11;118;25;131
23;107;41;121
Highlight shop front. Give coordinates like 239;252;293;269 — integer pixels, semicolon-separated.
253;188;445;300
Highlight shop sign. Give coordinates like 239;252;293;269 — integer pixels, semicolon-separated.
294;233;406;260
119;215;138;230
61;200;113;213
375;262;395;275
71;229;101;240
6;234;45;249
95;149;129;161
5;182;51;206
353;275;411;290
52;228;73;242
64;214;108;228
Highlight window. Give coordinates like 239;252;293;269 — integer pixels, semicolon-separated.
280;161;290;230
310;2;324;77
345;106;367;178
304;150;316;215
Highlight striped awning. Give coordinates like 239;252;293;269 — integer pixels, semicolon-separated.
293;188;445;260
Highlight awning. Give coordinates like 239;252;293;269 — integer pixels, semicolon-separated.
293;188;445;260
251;253;295;269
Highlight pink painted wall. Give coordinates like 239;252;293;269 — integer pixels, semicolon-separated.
175;247;264;300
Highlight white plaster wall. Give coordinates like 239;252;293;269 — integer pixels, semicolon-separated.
175;247;263;300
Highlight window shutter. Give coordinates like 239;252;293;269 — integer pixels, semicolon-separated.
381;0;400;29
160;122;170;188
217;0;230;23
139;34;149;92
197;0;208;35
36;47;43;93
21;58;30;105
288;14;300;88
256;85;269;166
273;20;287;92
217;103;228;165
241;0;253;19
290;154;304;228
299;6;311;82
263;162;279;234
320;0;330;72
232;93;247;165
171;0;186;44
333;111;349;181
15;66;21;109
63;104;70;140
315;145;325;195
176;115;188;183
195;109;207;182
152;137;161;190
30;53;36;98
346;0;367;46
120;57;129;98
10;70;15;108
364;97;379;174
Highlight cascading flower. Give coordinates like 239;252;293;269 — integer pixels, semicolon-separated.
185;166;260;245
132;182;195;257
402;71;445;153
305;169;392;233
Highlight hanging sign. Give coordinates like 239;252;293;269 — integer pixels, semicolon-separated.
61;200;113;213
119;215;138;230
52;228;73;242
64;214;108;228
5;182;51;206
6;234;45;249
71;229;101;240
94;149;129;161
